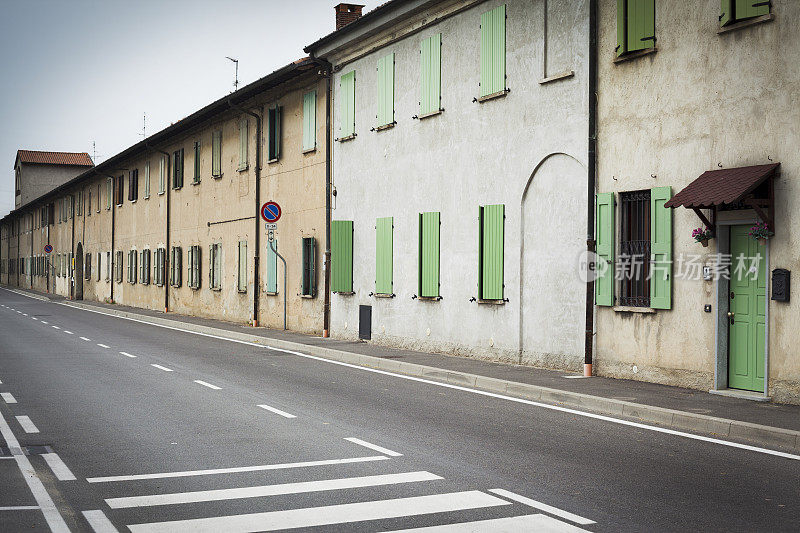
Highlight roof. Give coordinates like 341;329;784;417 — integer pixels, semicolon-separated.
16;150;94;167
305;0;409;54
665;163;780;209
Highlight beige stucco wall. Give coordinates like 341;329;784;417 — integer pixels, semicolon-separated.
597;0;800;402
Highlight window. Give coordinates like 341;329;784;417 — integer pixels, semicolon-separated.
106;251;111;282
237;240;247;293
331;220;353;293
115;251;123;283
212;130;222;177
420;33;442;115
128;169;138;201
97;183;101;212
106;179;112;210
173;148;184;189
209;243;222;290
268;107;281;161
170;246;182;287
478;204;504;300
238;119;248;170
188;245;201;289
266;239;278;294
418;212;440;298
115;175;124;206
377;53;395;127
302;91;316;152
85;253;91;280
155;248;166;286
77;191;83;216
97;252;102;281
87;189;92;216
721;0;770;26
144;162;150;199
193;141;201;184
301;237;316;297
159;156;166;194
376;217;393;295
618;190;651;307
615;0;655;58
127;250;137;284
340;71;356;138
480;4;507;97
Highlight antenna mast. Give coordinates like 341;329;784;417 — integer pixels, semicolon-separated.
226;57;239;92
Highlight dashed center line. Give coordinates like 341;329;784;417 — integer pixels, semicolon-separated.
80;337;91;342
21;313;28;316
64;331;73;335
41;321;48;324
31;317;38;321
150;364;173;372
257;404;297;419
97;344;110;349
194;380;221;390
52;325;60;330
345;437;403;457
119;352;137;358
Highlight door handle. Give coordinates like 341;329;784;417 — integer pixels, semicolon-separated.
727;312;735;317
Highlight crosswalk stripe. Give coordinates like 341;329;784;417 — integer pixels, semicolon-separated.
106;471;442;509
42;453;77;481
1;393;17;404
127;490;510;533
488;489;595;525
15;416;39;433
83;509;120;533
385;513;592;532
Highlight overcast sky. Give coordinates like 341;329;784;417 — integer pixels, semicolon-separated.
0;0;380;217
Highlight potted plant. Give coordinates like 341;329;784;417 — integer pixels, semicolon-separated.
748;221;774;245
692;227;713;247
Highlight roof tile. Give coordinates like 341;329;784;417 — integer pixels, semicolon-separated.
16;150;94;167
665;163;779;209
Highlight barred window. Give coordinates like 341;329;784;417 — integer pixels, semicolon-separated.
619;190;651;307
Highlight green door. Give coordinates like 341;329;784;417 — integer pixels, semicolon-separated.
728;225;766;392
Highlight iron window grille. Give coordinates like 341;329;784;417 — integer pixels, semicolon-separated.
619;190;651;307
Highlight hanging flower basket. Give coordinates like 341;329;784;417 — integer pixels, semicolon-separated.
692;227;713;247
748;221;774;246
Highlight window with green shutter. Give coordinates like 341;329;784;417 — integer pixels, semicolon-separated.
377;53;395;127
188;245;201;290
331;220;353;293
268;106;282;161
266;239;278;294
595;193;615;306
420;34;442;116
159;156;166;194
170;246;182;287
478;204;504;300
209;243;221;290
193;141;201;184
302;90;316;152
616;0;655;57
173;148;184;189
340;71;356;138
376;217;393;295
480;4;506;97
301;237;316;297
650;186;672;309
238;119;248;170
721;0;770;26
237;240;247;293
418;212;441;298
212;130;222;177
144;161;150;198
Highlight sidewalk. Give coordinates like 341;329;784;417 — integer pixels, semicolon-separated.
5;285;800;452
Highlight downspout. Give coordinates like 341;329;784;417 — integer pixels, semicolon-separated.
146;143;171;313
71;194;75;298
94;170;118;304
227;98;262;327
30;212;33;290
584;0;598;377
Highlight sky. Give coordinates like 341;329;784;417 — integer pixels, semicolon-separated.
0;0;380;217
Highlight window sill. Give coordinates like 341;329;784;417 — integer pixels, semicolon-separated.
417;109;443;120
212;174;223;179
267;158;280;164
265;291;278;296
417;296;441;301
539;70;574;84
302;147;317;154
158;191;165;196
211;287;221;291
374;293;394;298
338;134;357;142
238;166;249;173
717;13;774;34
144;195;150;200
613;47;657;64
375;122;395;131
237;289;247;294
613;305;656;314
192;180;201;186
478;298;505;305
335;291;355;296
130;200;136;204
476;89;508;103
300;294;315;299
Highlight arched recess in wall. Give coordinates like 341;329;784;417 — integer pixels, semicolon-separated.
518;152;587;369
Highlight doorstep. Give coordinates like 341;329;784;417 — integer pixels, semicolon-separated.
709;388;771;402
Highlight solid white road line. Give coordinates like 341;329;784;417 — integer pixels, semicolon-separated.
0;410;70;532
63;330;73;335
119;352;137;358
150;364;173;372
42;453;77;481
86;455;389;483
80;337;91;341
385;514;591;532
83;509;120;533
63;300;800;461
489;489;595;525
257;404;296;419
127;490;510;533
0;506;41;511
1;392;17;404
106;471;442;509
15;416;39;434
345;437;402;457
193;380;221;390
97;343;110;348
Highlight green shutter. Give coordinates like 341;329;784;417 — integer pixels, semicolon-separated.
376;217;393;295
480;4;506;97
626;0;655;53
331;220;354;293
650;186;672;310
420;34;442;115
735;0;769;20
212;130;222;176
419;212;440;298
616;0;626;56
238;241;247;292
301;237;316;297
720;0;732;26
480;204;504;300
266;240;278;293
340;71;356;137
595;193;615;307
193;141;201;183
239;119;248;169
302;90;316;151
377;53;394;126
268;106;281;160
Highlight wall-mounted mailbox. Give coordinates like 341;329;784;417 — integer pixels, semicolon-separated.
772;269;790;302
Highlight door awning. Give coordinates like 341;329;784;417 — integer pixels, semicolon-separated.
665;163;779;209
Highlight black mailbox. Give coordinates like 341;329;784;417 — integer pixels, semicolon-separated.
772;269;790;302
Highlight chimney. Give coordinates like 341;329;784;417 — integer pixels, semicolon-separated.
335;3;364;30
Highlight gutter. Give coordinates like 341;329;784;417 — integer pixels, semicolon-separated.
584;0;598;377
145;143;171;313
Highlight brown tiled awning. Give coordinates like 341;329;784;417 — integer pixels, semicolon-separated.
665;163;779;209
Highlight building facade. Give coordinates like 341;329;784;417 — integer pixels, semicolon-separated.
14;150;94;209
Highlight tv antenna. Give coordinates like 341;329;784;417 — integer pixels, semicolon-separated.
139;112;147;138
226;56;239;92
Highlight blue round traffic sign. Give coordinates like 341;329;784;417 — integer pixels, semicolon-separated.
44;244;53;254
261;201;281;223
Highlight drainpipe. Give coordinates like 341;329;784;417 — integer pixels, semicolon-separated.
71;194;75;298
146;143;171;313
94;170;118;303
227;98;262;327
584;0;598;377
30;212;34;290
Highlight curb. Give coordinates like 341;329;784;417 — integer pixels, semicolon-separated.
52;299;799;453
1;287;52;302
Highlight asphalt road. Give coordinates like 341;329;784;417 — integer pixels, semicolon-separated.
1;288;799;532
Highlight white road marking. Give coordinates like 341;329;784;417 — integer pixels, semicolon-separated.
22;313;28;316
31;317;38;321
563;375;589;379
15;416;39;434
193;380;221;390
150;364;173;372
0;410;70;532
41;321;48;324
127;490;510;533
106;471;442;509
489;489;595;525
51;325;60;329
386;514;591;532
257;404;296;419
119;352;137;358
62;301;800;461
64;330;73;335
80;337;91;341
86;455;389;483
97;344;110;349
42;453;77;481
345;437;402;457
0;505;41;511
1;393;17;404
83;509;120;533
